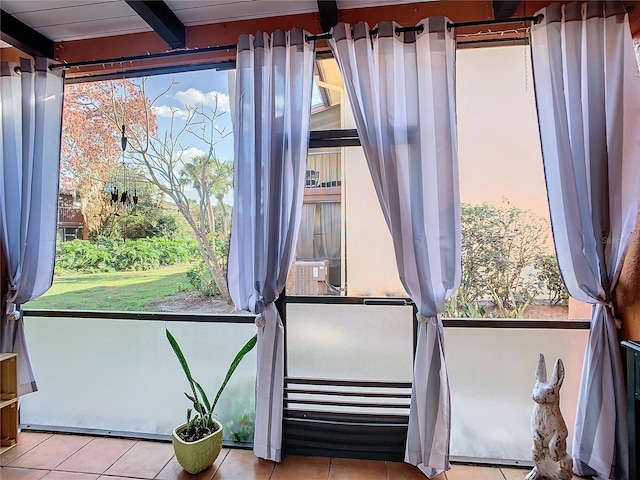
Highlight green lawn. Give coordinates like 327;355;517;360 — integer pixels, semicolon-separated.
26;264;190;311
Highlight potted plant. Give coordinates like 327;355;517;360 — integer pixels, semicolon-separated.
166;328;257;474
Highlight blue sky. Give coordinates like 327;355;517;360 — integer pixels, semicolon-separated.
137;66;324;203
142;65;324;167
143;67;235;165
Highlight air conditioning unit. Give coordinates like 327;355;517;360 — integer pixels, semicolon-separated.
288;260;329;295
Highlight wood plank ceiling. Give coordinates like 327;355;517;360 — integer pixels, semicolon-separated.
1;0;639;79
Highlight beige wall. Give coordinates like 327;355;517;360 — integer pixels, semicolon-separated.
341;44;640;315
344;145;406;297
340;82;405;297
344;45;553;297
457;45;549;223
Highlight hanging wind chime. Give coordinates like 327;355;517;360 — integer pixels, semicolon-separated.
109;86;138;208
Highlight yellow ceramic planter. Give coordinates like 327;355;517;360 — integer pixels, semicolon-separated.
172;420;223;474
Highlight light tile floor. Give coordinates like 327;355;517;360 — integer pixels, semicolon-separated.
1;432;587;480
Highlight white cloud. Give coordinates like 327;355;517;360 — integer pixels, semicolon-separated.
152;104;188;119
180;146;206;162
174;88;230;113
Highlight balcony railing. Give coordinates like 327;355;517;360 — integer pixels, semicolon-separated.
21;310;257;445
57;206;84;225
20;306;589;465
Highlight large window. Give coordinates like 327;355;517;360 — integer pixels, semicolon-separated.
30;47;576;315
31;68;237;315
288;47;573;321
452;44;569;319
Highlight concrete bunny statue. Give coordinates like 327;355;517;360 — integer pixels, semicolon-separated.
525;353;573;480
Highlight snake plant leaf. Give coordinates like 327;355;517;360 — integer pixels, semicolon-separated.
195;381;212;413
167;328;203;415
212;334;257;410
166;328;194;382
184;392;205;416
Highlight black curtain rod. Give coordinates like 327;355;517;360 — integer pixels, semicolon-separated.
48;14;542;71
305;14;543;42
49;43;237;71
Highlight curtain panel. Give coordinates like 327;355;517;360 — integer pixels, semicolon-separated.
227;29;315;462
296;203;315;259
531;3;640;479
0;57;65;395
319;202;340;261
329;18;460;478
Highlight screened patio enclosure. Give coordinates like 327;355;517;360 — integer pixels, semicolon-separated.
2;2;640;480
19;49;588;463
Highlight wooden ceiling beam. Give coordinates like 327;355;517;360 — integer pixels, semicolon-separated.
492;1;521;20
124;0;186;49
53;0;640;79
317;1;339;33
0;8;54;59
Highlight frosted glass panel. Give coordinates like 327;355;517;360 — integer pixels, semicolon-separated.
447;327;588;461
22;315;256;442
22;310;588;463
286;303;413;381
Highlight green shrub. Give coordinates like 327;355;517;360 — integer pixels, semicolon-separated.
226;412;254;443
443;291;486;318
55;238;198;273
536;254;569;305
459;201;547;313
98;204;183;241
55;240;114;273
186;260;220;297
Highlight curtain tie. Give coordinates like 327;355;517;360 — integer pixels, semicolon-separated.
598;299;622;329
599;299;614;311
5;303;21;321
416;313;436;324
255;312;266;328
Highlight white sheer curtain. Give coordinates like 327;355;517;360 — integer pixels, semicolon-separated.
531;3;640;479
0;57;64;395
329;18;460;478
319;203;340;261
227;29;314;462
296;203;315;259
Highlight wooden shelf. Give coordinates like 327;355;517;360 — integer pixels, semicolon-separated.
0;353;18;454
0;397;17;409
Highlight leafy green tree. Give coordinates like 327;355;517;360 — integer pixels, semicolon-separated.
460;201;547;306
61;80;157;236
536;254;569;306
99;173;181;240
96;79;234;302
446;200;564;317
180;154;232;238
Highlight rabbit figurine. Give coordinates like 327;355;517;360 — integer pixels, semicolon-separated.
525;353;573;480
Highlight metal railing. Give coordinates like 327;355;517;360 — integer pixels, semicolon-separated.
57;206;84;225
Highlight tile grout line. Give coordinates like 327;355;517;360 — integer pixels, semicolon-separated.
206;448;229;480
51;434;96;470
153;445;175;479
100;438;139;477
3;432;54;467
268;460;274;480
1;465;52;472
211;448;232;479
36;433;96;471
